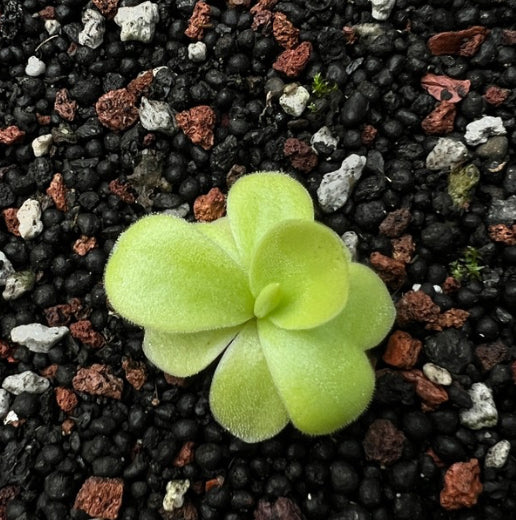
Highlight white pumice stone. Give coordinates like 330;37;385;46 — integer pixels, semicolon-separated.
0;251;15;286
279;85;310;117
485;440;511;469
114;1;160;43
460;382;498;430
2;371;50;395
78;8;105;49
188;41;207;62
341;231;359;261
17;199;43;240
0;390;10;419
311;126;339;154
3;410;19;425
45;19;61;35
11;323;69;353
370;0;396;20
32;133;53;157
25;55;46;76
2;271;35;300
139;97;176;134
465;116;506;146
422;363;452;386
162;480;190;511
426;138;469;171
317;155;366;213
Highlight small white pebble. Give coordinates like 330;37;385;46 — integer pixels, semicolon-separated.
341;231;358;261
139;97;176;135
426;138;468;171
45;19;61;36
114;1;160;43
460;382;498;430
3;410;19;425
32;133;53;157
78;8;105;49
0;251;15;286
422;363;452;386
163;480;190;512
411;283;422;292
17;199;43;240
25;55;46;77
485;440;511;469
11;323;69;353
188;41;207;62
0;389;10;419
370;0;396;20
279;85;310;117
433;285;442;293
2;370;50;395
465;116;506;146
2;271;35;300
311;126;339;154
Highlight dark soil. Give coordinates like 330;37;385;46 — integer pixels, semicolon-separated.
1;0;516;519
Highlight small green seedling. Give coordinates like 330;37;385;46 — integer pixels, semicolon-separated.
449;246;485;282
104;172;395;442
311;72;338;98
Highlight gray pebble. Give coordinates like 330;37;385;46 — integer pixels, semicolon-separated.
2;271;36;300
0;251;15;286
465;116;506;146
11;323;69;353
114;1;160;43
17;199;43;240
0;389;10;419
459;382;498;430
426;138;468;171
139;97;176;135
370;0;396;20
485;440;511;469
2;371;50;395
78;8;105;49
279;85;310;117
488;195;516;224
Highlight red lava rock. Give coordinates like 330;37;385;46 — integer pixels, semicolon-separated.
36;113;51;125
396;290;440;327
127;70;154;98
361;124;378;145
502;29;516;45
251;9;273;31
92;0;120;18
401;369;449;411
109;179;136;204
70;320;105;348
440;459;482;510
164;373;187;386
283;137;318;173
226;164;246;187
73;364;123;400
38;6;55;19
363;419;406;466
55;387;78;413
44;298;83;326
379;209;411;238
174;441;195;467
46;173;69;212
176;105;216;150
391;234;415;264
427;26;489;57
162;502;198;520
475;340;510;371
427;308;469;332
74;477;124;520
122;358;147;390
489;223;516;245
0;485;20;520
227;0;250;6
0;340;16;362
342;25;358;44
40;364;59;380
421;73;470;103
442;276;461;294
193;187;226;222
483;85;510;107
251;0;278;9
0;125;25;145
205;476;224;492
185;1;211;40
421;101;456;135
273;41;312;78
54;88;77;122
272;12;299;49
370;252;407;290
95;88;139;132
426;447;445;468
383;330;422;369
143;132;155;147
73;236;97;256
254;497;304;520
61;418;75;435
2;208;20;236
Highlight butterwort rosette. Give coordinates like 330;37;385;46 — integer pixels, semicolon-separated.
104;172;395;442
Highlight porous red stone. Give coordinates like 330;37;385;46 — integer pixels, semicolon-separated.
0;126;25;145
46;173;68;212
184;1;211;40
254;497;304;520
176;105;216;150
226;164;246;187
391;234;415;264
55;387;78;413
427;308;469;332
283;137;318;173
421;101;456;134
92;0;119;18
122;358;147;390
193;187;226;222
421;73;470;103
38;6;55;19
0;485;20;520
440;459;482;510
54;88;77;122
396;290;440;327
36;113;51;125
442;276;461;293
174;441;195;467
361;124;377;145
109;179;136;204
370;252;407;290
127;70;154;98
502;29;516;45
427;26;489;57
73;364;123;400
74;477;124;520
379;209;411;238
383;330;422;369
363;419;406;466
95;88;139;131
483;85;510;106
489;224;516;245
272;12;299;49
2;208;20;236
73;236;97;256
70;320;105;348
273;41;312;78
401;369;448;411
44;298;83;327
475;340;510;371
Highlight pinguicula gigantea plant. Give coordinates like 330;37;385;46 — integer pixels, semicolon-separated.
104;172;395;442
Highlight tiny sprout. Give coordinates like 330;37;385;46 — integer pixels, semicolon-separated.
311;72;338;98
449;246;485;282
104;172;395;442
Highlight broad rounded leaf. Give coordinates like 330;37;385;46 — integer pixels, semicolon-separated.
105;214;254;332
258;318;375;435
249;220;349;330
210;322;289;442
196;217;241;265
227;172;314;265
143;326;240;377
341;262;396;350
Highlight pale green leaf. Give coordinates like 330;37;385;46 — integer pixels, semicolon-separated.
104;214;254;333
210;321;289;442
249;220;349;330
258;318;375;435
227;172;314;265
143;326;240;377
196;217;242;265
341;262;396;350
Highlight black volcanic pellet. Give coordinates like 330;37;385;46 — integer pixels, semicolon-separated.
33;283;57;307
229;463;251;488
30;243;54;270
64;270;93;296
424;329;473;373
92;455;123;477
430;409;459;435
44;471;74;500
205;486;230;508
402;411;432;441
230;490;254;511
12;392;39;418
432;435;467;463
195;443;223;471
500;413;516;437
330;460;359;492
265;474;291;497
393;493;423;520
171;418;198;440
305;461;328;486
359;477;382;508
389;460;418;491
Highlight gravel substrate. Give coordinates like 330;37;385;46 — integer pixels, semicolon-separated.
1;0;516;519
